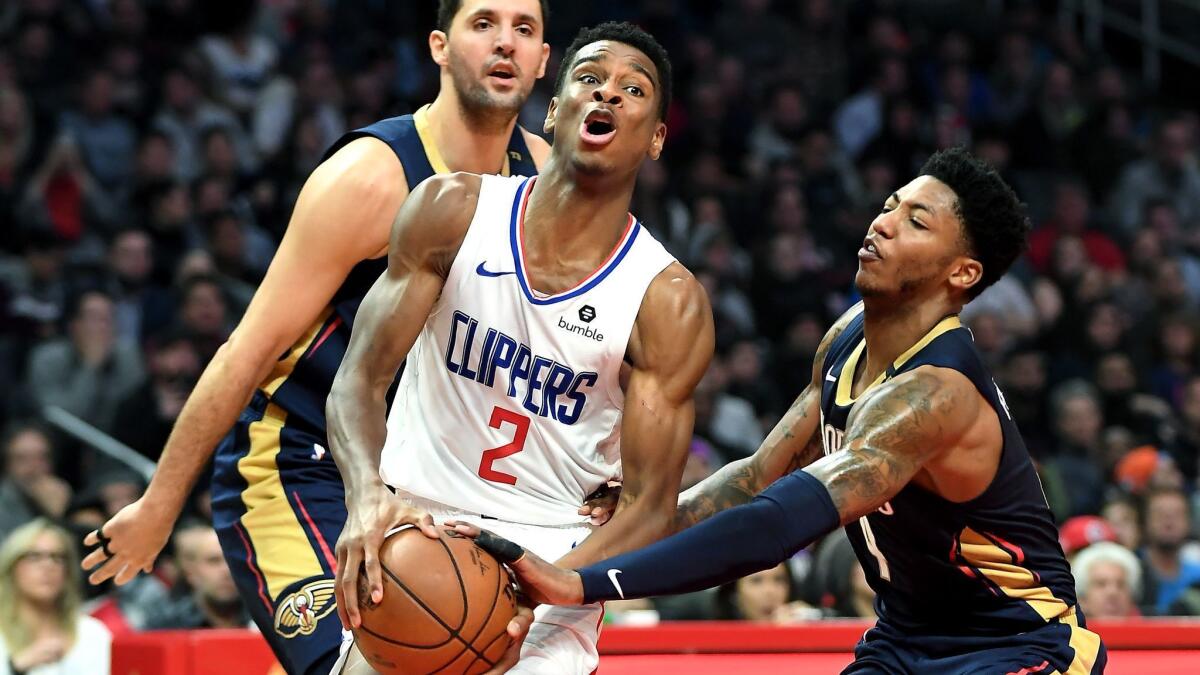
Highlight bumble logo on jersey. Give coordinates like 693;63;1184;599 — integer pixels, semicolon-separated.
444;310;598;425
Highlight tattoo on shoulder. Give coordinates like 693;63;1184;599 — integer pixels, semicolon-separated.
816;370;954;519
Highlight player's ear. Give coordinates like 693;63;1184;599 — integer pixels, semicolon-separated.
647;121;667;161
544;97;558;135
949;256;983;295
536;43;550;79
429;30;450;67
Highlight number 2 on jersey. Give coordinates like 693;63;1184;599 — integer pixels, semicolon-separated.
478;406;529;485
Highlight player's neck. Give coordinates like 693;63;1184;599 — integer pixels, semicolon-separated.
426;95;519;176
521;158;637;261
860;296;958;377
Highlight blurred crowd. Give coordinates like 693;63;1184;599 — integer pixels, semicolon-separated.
2;0;1200;661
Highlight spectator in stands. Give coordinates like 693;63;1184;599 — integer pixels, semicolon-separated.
151;67;250;182
810;531;876;619
57;69;136;192
0;423;71;544
1041;380;1107;519
714;562;805;623
1027;177;1125;276
0;519;111;674
1074;541;1142;619
1139;487;1200;614
1111;114;1200;238
112;327;199;461
1102;494;1142;553
25;289;144;433
1059;516;1118;561
144;520;249;630
174;274;231;366
103;228;174;344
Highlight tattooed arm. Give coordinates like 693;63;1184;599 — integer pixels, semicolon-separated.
807;366;979;524
465;365;983;606
672;304;862;530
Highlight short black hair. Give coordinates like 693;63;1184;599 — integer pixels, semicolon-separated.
918;147;1030;299
437;0;550;33
554;21;673;120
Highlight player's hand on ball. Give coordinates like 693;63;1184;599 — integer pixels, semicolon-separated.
81;496;174;586
336;487;440;629
577;482;622;525
481;602;534;674
445;521;584;605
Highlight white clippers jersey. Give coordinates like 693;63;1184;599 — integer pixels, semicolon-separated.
381;175;677;525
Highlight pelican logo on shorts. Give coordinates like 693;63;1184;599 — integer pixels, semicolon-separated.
274;579;337;638
578;305;596;323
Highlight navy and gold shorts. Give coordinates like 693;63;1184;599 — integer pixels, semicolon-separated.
212;391;346;675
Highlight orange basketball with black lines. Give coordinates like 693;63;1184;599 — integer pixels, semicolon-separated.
353;529;518;674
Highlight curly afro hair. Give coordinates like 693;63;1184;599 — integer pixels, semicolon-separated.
554;21;673;120
919;147;1030;299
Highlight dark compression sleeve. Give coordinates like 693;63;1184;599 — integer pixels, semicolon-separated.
577;470;840;603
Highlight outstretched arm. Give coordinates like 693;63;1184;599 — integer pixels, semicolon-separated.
472;366;978;605
555;264;713;568
671;304;862;531
326;173;478;629
82;138;405;585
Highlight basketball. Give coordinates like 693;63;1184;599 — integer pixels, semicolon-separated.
353;528;518;674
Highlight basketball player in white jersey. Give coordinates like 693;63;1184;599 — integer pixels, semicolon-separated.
326;22;712;674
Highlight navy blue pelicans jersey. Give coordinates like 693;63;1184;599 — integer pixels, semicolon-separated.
261;106;537;433
819;306;1082;637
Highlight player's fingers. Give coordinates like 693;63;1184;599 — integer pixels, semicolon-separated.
114;561;139;586
415;511;439;539
363;545;384;606
81;546;109;572
506;604;534;639
446;521;482;538
83;529;99;547
340;547;363;628
334;546;350;629
87;557;119;585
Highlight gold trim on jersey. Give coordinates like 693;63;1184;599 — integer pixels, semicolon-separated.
834;315;962;407
260;307;334;397
956;526;1068;621
414;104;511;176
237;402;325;599
954;527;1103;672
1053;609;1104;674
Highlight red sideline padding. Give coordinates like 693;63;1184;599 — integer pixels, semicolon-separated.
598;619;1200;653
112;621;1200;674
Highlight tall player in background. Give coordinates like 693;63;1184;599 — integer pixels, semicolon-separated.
327;22;712;674
464;148;1108;674
81;2;555;673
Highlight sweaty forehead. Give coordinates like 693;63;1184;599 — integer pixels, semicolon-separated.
571;41;658;84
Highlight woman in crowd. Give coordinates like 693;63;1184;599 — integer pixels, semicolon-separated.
0;519;110;675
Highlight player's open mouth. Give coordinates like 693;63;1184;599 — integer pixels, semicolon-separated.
487;63;517;81
580;109;617;146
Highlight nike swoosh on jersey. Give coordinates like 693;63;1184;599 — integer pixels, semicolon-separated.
476;262;515;277
607;569;626;599
825;372;838;382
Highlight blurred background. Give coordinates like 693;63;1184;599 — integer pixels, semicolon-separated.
1;0;1200;657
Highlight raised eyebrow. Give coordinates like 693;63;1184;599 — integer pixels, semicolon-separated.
626;61;657;89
